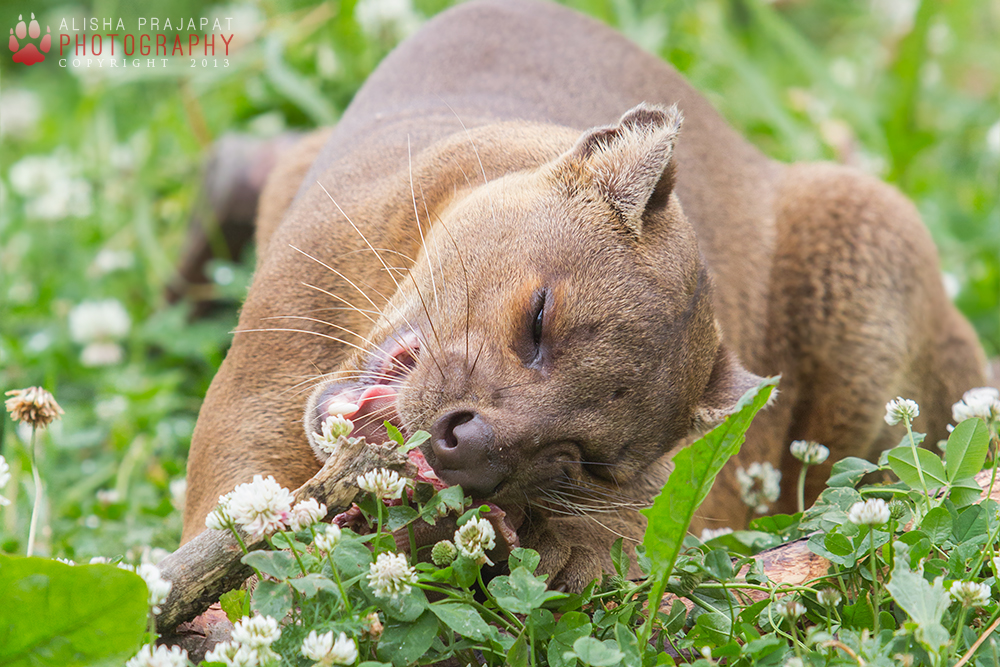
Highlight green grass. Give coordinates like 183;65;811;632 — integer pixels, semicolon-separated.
0;0;997;564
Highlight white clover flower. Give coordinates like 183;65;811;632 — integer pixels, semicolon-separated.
89;556;111;564
454;515;497;566
124;643;189;667
313;524;342;554
355;0;421;41
69;299;131;344
80;341;124;367
736;461;782;514
779;597;806;620
885;397;920;426
315;414;354;455
232;614;281;649
92;248;134;275
992;556;1000;576
0;89;41;137
228;475;295;540
119;563;172;614
205;641;259;667
789;440;830;466
368;551;417;599
952;387;1000;425
357;468;407;500
56;557;76;565
289;498;327;532
301;630;358;665
950;580;991;607
0;455;11;507
699;527;734;542
816;588;842;607
206;491;236;531
847;498;891;527
301;629;334;661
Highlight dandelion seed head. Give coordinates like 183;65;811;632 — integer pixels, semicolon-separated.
4;386;64;428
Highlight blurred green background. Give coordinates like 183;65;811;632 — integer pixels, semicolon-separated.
0;0;997;562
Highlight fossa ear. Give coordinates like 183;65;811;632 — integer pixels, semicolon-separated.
691;343;768;432
560;103;683;236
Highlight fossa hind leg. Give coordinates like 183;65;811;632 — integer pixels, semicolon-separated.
764;163;986;513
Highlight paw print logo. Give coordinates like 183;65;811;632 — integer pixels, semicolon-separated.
8;13;51;66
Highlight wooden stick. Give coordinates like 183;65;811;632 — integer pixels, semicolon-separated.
156;438;414;631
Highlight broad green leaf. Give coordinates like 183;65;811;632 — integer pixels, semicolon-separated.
419;485;466;526
615;623;641;667
251;579;293;621
887;447;948;490
919;507;953;545
529;608;556;638
488;567;564;614
610;538;629;579
429;603;490;640
807;531;855;568
507;632;529;667
289;573;338;598
385;505;419;531
951;504;988;545
369;582;427;622
704;549;734;581
641;377;777;584
548;640;577;667
402;430;431;453
886;543;951;654
219;589;250;623
553;611;593;646
384;422;405;446
569;637;625;667
949;477;984;508
878;432;926;467
242;550;299;581
945;419;991;482
334;536;373;578
509;548;541;574
826;457;878;488
692;611;732;645
0;557;147;667
841;598;874;631
376;612;439;667
451;555;479;588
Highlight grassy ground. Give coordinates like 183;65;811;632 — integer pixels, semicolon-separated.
0;0;997;563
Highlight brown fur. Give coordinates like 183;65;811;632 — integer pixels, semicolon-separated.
182;0;987;591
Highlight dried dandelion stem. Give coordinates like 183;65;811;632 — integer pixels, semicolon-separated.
26;427;43;557
4;387;63;557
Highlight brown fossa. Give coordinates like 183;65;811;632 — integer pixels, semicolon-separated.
182;0;988;591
